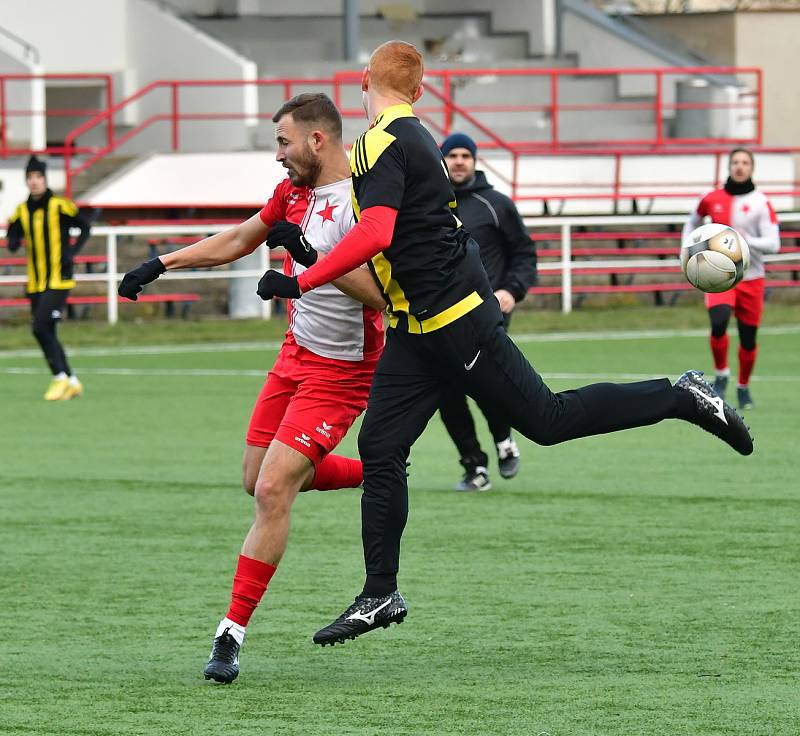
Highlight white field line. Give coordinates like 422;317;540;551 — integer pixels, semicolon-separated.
1;366;799;382
1;324;800;361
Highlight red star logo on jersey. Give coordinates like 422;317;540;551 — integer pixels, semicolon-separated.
317;199;337;223
742;204;751;213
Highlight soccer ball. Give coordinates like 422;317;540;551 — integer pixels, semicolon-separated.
680;223;750;293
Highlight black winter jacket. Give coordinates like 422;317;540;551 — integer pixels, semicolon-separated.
453;171;537;303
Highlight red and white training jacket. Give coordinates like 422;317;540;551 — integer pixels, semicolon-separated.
682;187;780;280
259;177;384;362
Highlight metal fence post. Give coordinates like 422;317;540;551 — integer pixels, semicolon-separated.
561;223;572;314
107;232;118;324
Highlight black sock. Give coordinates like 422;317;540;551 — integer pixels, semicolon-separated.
361;574;397;598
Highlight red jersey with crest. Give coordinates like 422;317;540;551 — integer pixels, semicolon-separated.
683;187;780;280
259;177;384;362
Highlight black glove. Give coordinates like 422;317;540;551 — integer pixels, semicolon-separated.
265;220;318;268
118;257;166;301
257;270;301;300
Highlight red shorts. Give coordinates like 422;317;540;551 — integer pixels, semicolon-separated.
704;277;765;326
246;337;378;465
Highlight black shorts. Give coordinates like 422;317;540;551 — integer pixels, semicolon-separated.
29;289;70;323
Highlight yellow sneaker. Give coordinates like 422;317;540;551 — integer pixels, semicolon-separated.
61;380;84;401
44;377;70;401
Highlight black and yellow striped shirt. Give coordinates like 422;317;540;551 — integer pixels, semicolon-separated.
351;103;490;333
7;189;91;294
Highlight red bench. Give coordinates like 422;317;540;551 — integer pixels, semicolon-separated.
530;279;800;297
0;293;201;308
0;254;108;268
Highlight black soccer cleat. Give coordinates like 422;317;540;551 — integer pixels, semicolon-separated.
313;591;408;646
674;370;753;456
203;628;240;684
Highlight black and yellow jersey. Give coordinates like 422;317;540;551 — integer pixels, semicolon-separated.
351;103;491;333
7;189;91;294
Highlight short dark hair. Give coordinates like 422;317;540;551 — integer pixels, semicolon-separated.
272;93;342;140
729;147;754;165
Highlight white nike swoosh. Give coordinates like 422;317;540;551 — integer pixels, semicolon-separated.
686;384;727;424
345;598;393;626
464;350;481;371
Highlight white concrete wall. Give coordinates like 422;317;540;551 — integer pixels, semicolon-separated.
82;151;284;207
0;0;127;72
122;0;258;154
734;11;800;147
81;150;795;216
562;12;666;98
1;165;66;220
0;38;37;148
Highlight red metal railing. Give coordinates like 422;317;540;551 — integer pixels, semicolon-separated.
0;73;114;158
0;67;766;197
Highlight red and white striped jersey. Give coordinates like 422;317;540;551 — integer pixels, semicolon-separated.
259;177;384;362
682;187;780;280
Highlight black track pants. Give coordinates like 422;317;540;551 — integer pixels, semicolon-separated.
358;297;679;584
29;290;71;376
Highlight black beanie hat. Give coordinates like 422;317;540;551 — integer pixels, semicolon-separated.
25;156;47;176
440;132;477;158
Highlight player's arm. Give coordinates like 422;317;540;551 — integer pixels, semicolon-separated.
119;213;269;301
747;200;780;254
261;219;387;309
163;213;268;269
61;200;92;255
332;265;386;311
255;207;397;299
5;212;23;253
497;195;537;306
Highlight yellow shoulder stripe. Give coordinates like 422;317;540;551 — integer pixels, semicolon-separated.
54;197;78;217
363;128;396;170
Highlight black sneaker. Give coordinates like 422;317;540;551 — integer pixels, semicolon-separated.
737;386;754;410
496;437;521;479
674;370;753;456
203;628;240;683
713;374;729;401
312;591;408;646
455;466;491;492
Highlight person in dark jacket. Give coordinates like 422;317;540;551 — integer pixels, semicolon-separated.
438;132;537;491
6;156;91;400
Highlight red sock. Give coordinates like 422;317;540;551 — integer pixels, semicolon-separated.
709;334;729;371
738;345;758;386
226;554;277;627
311;454;363;491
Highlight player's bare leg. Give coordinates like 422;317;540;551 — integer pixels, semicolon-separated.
242;443;268;496
205;441;313;684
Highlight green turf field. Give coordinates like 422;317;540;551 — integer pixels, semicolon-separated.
2;310;799;735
